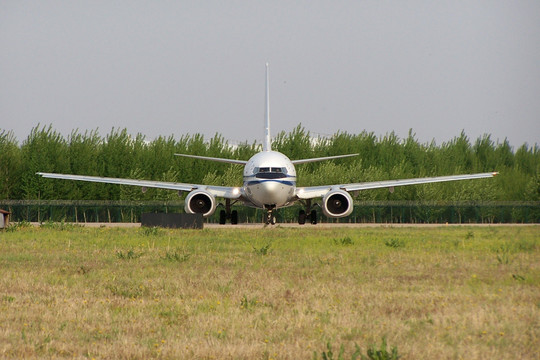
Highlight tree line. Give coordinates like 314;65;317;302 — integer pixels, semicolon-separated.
0;124;538;202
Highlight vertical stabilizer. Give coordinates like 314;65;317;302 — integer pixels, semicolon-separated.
263;63;271;151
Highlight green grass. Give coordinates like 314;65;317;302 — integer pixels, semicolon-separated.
0;225;538;359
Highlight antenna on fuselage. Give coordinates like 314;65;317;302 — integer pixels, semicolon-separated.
263;62;271;152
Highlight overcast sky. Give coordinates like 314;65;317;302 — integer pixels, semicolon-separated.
1;1;539;148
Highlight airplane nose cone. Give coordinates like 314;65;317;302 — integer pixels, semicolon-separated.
254;180;289;206
260;181;280;201
261;180;279;192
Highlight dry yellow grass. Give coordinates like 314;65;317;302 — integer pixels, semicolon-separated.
0;224;538;359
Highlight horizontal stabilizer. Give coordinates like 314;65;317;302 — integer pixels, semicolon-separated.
291;153;359;165
174;153;248;165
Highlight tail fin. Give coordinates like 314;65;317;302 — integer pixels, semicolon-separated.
263;63;271;151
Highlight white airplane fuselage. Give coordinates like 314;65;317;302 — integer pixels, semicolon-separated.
242;151;297;209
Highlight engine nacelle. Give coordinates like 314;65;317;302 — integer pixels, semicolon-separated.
184;190;217;218
321;190;354;218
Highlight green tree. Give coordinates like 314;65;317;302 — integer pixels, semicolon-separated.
67;129;102;199
0;130;22;199
20;125;70;199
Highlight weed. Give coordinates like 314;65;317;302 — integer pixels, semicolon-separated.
314;338;400;360
496;244;513;265
363;337;401;360
253;242;272;255
162;250;191;262
334;237;354;246
116;249;143;260
240;295;258;310
141;226;162;236
512;274;525;281
2;295;15;303
313;342;348;360
4;225;17;233
106;281;148;299
384;239;404;248
5;221;32;232
465;231;474;239
39;220;80;231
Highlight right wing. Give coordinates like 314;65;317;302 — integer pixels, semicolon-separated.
36;172;243;199
291;153;359;165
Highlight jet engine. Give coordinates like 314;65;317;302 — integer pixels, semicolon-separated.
321;190;354;218
184;190;217;217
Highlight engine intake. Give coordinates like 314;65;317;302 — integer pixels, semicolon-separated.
185;190;217;217
322;190;353;218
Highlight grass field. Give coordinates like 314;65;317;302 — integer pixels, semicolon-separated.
0;224;538;359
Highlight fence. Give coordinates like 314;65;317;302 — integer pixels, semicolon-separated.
1;200;538;224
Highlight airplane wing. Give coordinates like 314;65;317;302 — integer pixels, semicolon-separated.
36;172;243;199
296;172;498;199
174;154;248;165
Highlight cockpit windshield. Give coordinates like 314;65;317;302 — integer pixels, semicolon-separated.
254;167;288;179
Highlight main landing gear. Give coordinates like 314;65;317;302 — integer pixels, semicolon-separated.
262;202;318;226
219;199;238;225
298;199;318;225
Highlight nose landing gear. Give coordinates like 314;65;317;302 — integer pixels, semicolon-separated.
264;205;277;225
265;210;276;225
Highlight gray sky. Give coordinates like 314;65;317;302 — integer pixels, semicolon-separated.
1;1;539;148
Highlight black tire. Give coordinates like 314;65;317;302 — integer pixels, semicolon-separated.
219;210;227;225
310;210;317;225
231;210;238;225
298;210;306;225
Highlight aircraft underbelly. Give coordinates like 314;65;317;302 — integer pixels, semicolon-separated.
244;180;295;208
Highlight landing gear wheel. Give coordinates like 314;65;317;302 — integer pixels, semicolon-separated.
298;210;306;225
310;209;317;225
219;210;226;225
231;210;238;225
265;211;276;225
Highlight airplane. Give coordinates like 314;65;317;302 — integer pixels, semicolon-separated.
37;64;498;225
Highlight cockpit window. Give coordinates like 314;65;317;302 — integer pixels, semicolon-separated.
253;167;287;174
253;167;288;179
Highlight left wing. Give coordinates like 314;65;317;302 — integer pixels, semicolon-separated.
36;172;242;199
296;172;498;199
